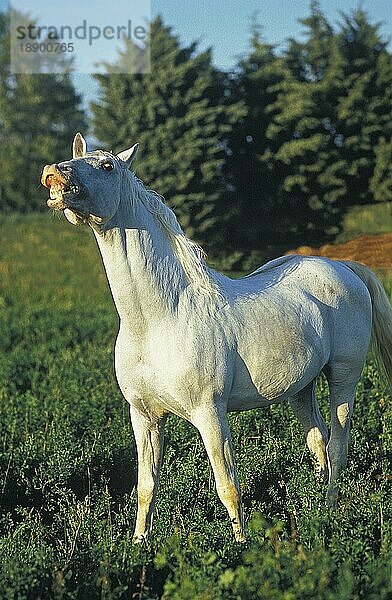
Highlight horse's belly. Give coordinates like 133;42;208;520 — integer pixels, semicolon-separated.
227;370;297;411
227;373;306;411
227;392;284;411
229;333;326;407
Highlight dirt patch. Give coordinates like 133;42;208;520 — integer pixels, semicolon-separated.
286;232;392;268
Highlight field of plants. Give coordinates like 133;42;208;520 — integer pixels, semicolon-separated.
0;214;391;599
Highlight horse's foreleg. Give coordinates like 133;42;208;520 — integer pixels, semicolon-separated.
130;406;166;542
193;406;245;542
290;380;328;482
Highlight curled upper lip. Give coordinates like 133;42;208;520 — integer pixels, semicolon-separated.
42;164;82;209
41;164;68;189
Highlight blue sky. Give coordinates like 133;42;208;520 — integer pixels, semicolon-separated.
152;0;391;69
2;0;391;107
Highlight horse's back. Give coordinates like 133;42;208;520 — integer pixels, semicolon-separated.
236;255;373;347
232;254;370;309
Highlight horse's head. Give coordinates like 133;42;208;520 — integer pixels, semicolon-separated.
41;133;138;226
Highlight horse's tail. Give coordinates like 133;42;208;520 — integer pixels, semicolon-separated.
341;260;392;388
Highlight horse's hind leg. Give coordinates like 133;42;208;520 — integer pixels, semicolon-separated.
324;361;364;507
325;378;358;506
290;380;328;482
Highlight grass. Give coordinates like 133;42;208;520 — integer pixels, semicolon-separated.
336;202;392;243
0;213;391;599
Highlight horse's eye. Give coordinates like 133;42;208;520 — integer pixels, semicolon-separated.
102;162;113;171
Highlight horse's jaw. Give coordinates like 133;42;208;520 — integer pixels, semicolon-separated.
64;208;85;226
63;209;105;232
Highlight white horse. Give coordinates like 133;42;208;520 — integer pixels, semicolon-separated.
42;133;392;542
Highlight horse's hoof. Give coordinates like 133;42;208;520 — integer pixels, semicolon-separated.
326;488;338;509
132;534;147;544
315;467;328;485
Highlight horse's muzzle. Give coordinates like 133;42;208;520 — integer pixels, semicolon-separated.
41;164;68;189
41;164;81;210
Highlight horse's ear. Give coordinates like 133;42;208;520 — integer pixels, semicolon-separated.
73;133;87;158
117;143;139;168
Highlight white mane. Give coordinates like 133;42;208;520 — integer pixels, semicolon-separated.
129;175;223;300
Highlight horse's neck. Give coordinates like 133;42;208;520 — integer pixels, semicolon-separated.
93;197;187;331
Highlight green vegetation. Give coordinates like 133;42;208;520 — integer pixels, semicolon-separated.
336;202;392;242
0;214;390;598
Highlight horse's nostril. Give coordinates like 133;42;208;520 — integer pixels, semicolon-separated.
45;174;54;187
41;163;70;188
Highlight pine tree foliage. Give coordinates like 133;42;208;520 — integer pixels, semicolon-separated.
92;17;245;253
224;27;287;261
263;2;348;243
252;3;392;246
336;9;392;205
370;137;392;202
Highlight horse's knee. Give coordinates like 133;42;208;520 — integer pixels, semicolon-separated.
137;479;155;507
138;490;154;506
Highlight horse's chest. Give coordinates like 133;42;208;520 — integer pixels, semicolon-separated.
114;326;230;418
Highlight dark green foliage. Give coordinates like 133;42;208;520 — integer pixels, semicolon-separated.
370;138;392;202
0;11;87;212
268;17;346;242
336;9;392;207
223;28;287;267
92;17;245;255
226;3;392;257
0;214;391;598
259;3;348;245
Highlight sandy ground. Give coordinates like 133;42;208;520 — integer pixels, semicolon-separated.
286;232;392;268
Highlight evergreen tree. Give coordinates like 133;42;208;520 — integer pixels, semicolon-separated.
224;27;287;262
336;8;392;205
285;0;334;83
264;1;346;244
257;3;391;246
92;17;245;255
0;11;87;211
370;137;392;202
